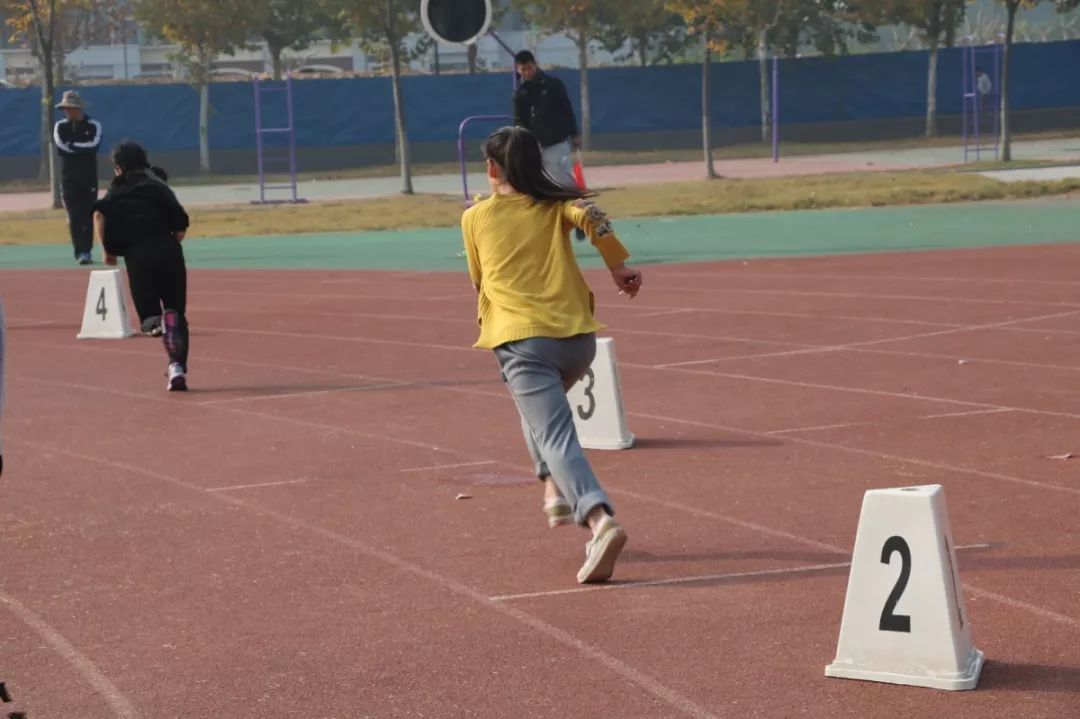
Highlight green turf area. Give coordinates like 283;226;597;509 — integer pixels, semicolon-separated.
2;199;1078;271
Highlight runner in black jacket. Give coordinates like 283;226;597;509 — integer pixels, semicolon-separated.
93;142;191;392
54;90;102;264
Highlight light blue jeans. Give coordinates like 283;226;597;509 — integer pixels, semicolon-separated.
495;333;613;526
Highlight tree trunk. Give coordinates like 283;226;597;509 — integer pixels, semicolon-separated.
49;136;61;209
38;64;52;181
1000;2;1017;162
467;43;477;74
758;27;769;143
270;45;284;81
29;0;61;205
925;38;939;137
38;53;62;206
54;29;65;87
388;41;414;194
48;108;60;209
637;32;648;67
199;79;211;173
577;33;591;152
702;29;717;179
41;67;61;207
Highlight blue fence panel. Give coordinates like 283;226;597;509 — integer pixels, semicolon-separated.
0;39;1077;159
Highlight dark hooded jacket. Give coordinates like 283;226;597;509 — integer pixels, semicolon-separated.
92;170;189;257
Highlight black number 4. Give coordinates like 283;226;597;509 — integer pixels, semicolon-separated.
576;368;596;421
95;288;108;321
879;536;912;633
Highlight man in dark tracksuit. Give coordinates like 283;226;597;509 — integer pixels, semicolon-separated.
512;51;580;189
53;90;102;265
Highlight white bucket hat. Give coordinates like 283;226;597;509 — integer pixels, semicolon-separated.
56;90;86;110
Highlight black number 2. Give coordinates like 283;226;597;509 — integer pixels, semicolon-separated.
95;288;108;321
879;536;912;633
576;368;596;421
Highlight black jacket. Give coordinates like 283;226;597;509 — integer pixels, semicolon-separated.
513;72;578;149
93;171;189;258
53;115;102;187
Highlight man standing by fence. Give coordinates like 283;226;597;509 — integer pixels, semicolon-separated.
512;51;579;189
53;90;103;265
513;51;586;240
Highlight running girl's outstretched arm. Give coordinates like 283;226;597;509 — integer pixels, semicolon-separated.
165;191;189;240
145;165;188;240
149;182;189;241
563;199;642;298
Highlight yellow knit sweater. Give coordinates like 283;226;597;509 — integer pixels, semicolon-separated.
461;193;630;350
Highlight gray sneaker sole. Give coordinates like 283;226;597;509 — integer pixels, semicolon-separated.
577;525;627;584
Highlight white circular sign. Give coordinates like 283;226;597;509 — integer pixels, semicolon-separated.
421;0;492;45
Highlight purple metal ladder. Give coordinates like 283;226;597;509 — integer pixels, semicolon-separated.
458;30;519;205
772;55;780;163
458;114;512;204
253;73;305;204
962;37;1003;163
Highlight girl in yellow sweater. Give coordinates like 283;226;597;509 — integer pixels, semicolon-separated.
462;126;642;584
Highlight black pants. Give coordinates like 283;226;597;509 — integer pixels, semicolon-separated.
124;240;189;370
61;182;97;257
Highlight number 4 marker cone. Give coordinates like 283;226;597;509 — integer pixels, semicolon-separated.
77;269;135;339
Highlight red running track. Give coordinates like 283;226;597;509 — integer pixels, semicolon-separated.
1;243;1079;717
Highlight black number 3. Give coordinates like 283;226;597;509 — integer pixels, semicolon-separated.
879;536;912;633
576;368;596;421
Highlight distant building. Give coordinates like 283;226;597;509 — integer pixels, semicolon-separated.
0;0;613;85
2;0;1075;85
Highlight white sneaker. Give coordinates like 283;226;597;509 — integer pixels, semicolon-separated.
167;363;187;392
577;517;627;584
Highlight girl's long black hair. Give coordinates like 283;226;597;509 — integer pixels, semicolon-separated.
483;126;594;203
112;141;168;184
